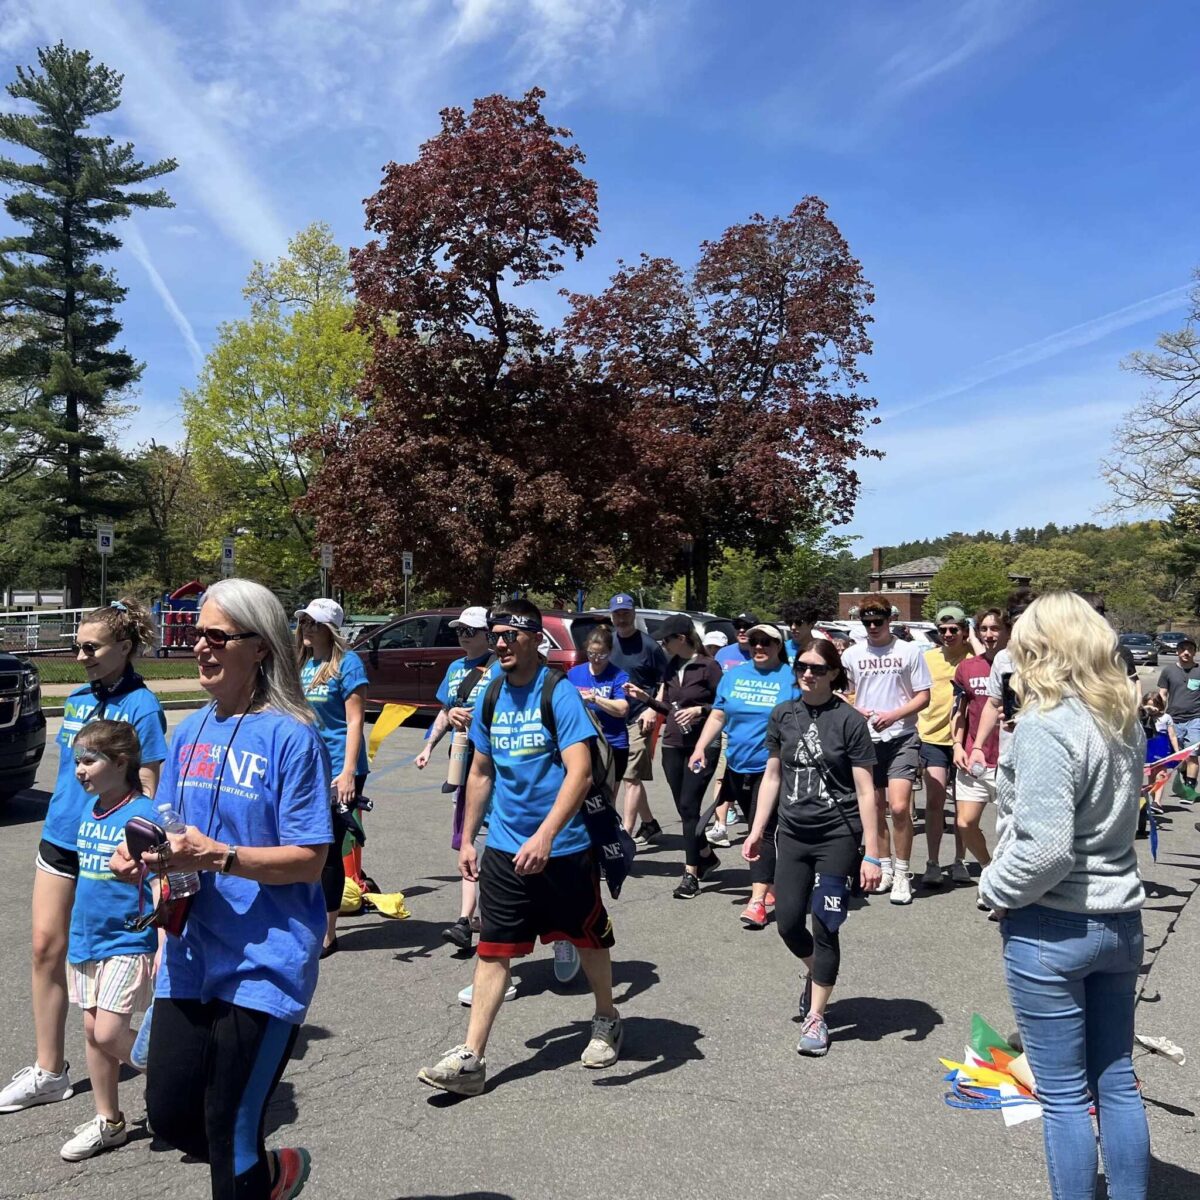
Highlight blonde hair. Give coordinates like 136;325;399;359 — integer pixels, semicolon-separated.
295;620;349;690
79;598;157;661
1008;591;1138;740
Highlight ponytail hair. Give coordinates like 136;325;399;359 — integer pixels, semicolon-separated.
80;598;157;662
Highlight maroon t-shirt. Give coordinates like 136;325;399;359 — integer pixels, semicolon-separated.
954;656;1000;768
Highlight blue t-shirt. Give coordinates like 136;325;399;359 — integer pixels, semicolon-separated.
566;662;631;748
69;791;159;964
301;650;370;778
435;654;500;711
156;707;333;1024
43;682;169;852
715;662;798;774
470;666;596;857
716;643;753;672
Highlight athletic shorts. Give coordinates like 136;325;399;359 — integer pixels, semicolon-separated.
623;719;654;782
68;954;154;1014
477;846;614;958
955;767;997;805
918;741;954;771
36;839;80;880
872;733;920;787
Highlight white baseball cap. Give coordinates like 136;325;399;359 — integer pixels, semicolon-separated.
703;630;728;648
295;598;344;628
449;605;489;631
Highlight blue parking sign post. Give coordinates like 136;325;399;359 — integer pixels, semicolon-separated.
96;524;114;605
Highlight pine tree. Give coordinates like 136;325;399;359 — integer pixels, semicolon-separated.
0;43;175;604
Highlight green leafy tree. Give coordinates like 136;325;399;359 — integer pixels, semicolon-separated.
0;43;175;604
183;223;368;591
1008;547;1094;592
924;543;1013;618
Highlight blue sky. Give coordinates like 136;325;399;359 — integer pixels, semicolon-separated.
2;0;1197;552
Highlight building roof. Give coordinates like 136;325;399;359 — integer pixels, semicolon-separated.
875;555;945;579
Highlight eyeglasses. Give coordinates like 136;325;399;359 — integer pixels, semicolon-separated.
586;649;609;659
71;641;105;656
862;616;888;628
456;627;484;638
733;625;752;634
938;625;962;634
487;629;527;647
747;636;777;649
182;626;261;649
796;662;831;677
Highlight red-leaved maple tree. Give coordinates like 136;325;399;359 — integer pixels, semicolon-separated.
562;199;878;608
302;89;659;604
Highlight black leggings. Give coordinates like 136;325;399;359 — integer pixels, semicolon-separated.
774;823;862;987
321;773;367;912
146;997;300;1200
662;745;719;867
721;769;773;884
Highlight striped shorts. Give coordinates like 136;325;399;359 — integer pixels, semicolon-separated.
68;953;155;1014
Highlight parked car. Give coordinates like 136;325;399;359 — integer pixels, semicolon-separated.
351;609;599;710
1155;630;1189;657
0;652;46;804
1118;632;1158;667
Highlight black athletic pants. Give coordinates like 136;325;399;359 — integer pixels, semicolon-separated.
661;745;719;868
321;772;367;912
146;997;300;1200
721;768;773;884
774;824;861;987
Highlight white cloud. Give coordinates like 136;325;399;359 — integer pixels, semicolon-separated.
122;222;206;372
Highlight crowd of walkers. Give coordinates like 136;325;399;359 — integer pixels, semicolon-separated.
0;581;1169;1200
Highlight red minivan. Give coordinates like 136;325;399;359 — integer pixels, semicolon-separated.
351;609;610;710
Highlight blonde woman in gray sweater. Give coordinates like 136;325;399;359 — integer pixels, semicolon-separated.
980;591;1147;1200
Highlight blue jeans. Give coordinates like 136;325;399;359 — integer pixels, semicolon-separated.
1000;905;1148;1200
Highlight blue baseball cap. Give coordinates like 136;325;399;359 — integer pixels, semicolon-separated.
609;593;635;611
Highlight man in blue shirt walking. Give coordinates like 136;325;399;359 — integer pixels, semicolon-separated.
418;600;622;1096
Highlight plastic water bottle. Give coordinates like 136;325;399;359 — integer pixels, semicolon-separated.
130;1002;153;1071
155;803;201;899
672;702;691;735
970;762;987;779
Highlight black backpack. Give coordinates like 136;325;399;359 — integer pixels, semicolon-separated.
480;668;615;799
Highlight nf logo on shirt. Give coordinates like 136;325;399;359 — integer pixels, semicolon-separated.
179;743;269;790
824;895;842;912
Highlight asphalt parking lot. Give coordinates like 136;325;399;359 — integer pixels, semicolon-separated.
0;708;1197;1200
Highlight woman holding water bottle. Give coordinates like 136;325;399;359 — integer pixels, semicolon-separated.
110;578;331;1200
627;615;724;899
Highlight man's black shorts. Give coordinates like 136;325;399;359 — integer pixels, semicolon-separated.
477;846;615;959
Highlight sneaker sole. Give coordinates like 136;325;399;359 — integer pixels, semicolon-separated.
740;916;767;929
889;894;912;905
417;1070;485;1097
1;1086;74;1113
554;965;582;984
274;1149;312;1199
581;1037;623;1069
61;1132;127;1161
441;929;473;949
797;1044;830;1058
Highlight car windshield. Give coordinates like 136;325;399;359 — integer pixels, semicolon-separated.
1122;635;1152;644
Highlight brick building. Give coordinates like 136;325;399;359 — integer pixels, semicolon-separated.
838;548;944;621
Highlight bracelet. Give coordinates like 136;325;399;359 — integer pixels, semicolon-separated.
863;854;882;866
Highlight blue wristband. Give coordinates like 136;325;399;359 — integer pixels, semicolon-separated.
863;855;882;866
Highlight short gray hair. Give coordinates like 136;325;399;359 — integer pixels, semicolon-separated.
204;578;313;724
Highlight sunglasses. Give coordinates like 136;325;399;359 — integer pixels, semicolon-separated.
862;616;888;628
72;641;106;656
747;636;778;649
182;626;261;649
456;626;485;638
938;624;962;634
487;629;528;646
796;662;831;677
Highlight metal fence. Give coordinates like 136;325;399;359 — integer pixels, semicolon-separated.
0;607;199;656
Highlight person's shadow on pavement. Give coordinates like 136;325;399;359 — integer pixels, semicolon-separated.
820;996;943;1043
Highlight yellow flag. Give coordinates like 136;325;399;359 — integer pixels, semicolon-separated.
368;703;418;764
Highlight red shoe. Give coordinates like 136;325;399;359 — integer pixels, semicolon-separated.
764;888;776;908
269;1148;311;1199
740;900;768;929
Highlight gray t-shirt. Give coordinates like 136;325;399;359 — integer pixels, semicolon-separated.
1157;662;1200;721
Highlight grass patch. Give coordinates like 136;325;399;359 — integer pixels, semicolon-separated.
30;655;198;684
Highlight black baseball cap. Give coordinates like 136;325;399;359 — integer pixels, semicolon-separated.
732;612;759;629
657;614;693;641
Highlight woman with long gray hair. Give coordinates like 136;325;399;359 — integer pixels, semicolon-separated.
110;578;331;1200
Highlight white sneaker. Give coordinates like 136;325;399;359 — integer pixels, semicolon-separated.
920;862;944;888
872;868;894;895
0;1062;74;1112
458;982;517;1006
553;940;582;984
890;872;913;905
705;824;731;848
949;860;972;885
61;1114;127;1161
581;1013;623;1068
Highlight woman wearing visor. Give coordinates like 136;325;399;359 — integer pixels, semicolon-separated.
744;639;879;1056
690;624;796;929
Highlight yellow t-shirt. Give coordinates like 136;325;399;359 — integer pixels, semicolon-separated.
918;646;973;744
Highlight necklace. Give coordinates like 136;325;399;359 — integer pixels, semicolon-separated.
175;702;252;839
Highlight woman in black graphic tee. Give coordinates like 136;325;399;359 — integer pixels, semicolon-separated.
743;638;881;1057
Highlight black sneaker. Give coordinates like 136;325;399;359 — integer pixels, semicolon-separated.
633;819;663;847
697;849;720;880
672;873;700;899
441;917;473;949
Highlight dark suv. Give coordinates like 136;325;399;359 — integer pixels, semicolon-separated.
352;609;608;710
0;652;46;803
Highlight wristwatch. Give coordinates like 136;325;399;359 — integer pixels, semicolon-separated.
220;844;239;874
